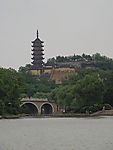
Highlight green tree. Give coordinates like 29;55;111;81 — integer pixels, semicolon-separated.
73;74;104;107
0;68;24;114
99;71;113;106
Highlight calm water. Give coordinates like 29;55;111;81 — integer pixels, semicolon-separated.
0;116;113;150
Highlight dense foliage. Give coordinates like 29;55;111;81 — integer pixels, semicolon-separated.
0;66;56;115
49;69;113;113
0;68;24;115
18;64;57;98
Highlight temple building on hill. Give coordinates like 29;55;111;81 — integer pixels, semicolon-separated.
31;30;44;75
30;30;76;83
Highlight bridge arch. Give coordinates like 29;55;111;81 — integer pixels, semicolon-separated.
40;102;54;114
20;102;39;115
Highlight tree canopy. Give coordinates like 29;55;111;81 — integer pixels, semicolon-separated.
49;69;113;113
0;68;24;115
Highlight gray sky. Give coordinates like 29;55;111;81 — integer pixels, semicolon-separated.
0;0;113;69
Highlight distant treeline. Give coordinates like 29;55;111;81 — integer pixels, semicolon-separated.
47;53;92;64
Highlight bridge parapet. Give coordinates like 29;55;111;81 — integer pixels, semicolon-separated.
21;98;48;102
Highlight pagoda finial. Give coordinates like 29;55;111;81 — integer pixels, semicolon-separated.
37;30;39;38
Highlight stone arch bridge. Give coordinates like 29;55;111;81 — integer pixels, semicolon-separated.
20;98;58;115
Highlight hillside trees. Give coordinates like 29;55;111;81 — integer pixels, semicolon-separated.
18;64;57;98
72;74;104;108
50;69;113;113
99;71;113;106
92;53;113;70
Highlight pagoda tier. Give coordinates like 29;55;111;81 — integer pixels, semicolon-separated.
32;63;43;69
32;60;44;64
31;54;44;57
32;53;44;55
32;44;44;48
32;48;44;51
31;30;44;70
31;57;44;60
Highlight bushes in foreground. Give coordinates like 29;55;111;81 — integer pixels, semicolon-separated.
79;104;112;114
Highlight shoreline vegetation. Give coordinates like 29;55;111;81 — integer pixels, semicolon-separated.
0;109;113;119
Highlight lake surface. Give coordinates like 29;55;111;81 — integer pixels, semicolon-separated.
0;116;113;150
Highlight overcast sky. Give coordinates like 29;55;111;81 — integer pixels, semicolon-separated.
0;0;113;69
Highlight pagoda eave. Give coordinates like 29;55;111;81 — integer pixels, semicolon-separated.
32;45;44;48
31;57;44;61
32;49;44;51
32;53;44;55
32;40;44;44
32;54;44;56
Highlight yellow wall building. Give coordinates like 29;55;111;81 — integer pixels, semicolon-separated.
31;67;76;84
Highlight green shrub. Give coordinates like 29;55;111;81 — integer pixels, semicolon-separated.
80;104;103;114
0;101;5;115
103;104;112;110
80;106;89;113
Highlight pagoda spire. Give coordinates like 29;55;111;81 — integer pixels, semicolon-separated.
37;29;39;38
